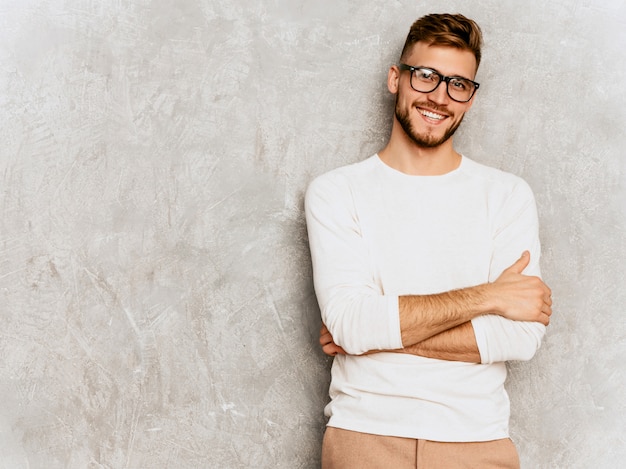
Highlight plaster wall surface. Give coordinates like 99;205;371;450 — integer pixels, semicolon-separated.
0;0;624;468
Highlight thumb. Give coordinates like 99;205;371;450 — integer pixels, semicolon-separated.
505;251;530;274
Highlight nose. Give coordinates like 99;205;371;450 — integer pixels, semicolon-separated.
426;80;450;105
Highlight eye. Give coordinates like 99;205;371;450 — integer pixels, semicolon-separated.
415;68;438;82
450;78;470;91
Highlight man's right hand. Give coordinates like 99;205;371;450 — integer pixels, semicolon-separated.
489;251;553;325
320;324;346;356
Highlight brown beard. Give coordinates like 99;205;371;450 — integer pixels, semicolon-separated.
395;97;464;148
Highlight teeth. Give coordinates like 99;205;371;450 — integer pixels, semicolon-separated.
419;109;445;120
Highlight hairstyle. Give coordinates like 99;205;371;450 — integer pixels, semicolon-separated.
400;13;483;69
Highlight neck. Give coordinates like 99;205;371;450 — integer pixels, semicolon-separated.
378;120;461;176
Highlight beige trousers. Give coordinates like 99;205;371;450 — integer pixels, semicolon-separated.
322;427;520;469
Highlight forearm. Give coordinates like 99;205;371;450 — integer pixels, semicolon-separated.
401;316;546;364
398;255;551;349
398;284;491;347
397;321;480;363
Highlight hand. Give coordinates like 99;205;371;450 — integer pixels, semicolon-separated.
319;324;346;356
490;251;553;325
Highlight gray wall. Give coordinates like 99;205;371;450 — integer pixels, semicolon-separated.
0;0;624;468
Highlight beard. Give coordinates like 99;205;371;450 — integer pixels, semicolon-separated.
395;97;464;148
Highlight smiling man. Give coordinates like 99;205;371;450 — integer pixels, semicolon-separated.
305;13;552;469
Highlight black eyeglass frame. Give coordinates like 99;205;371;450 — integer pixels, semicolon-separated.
398;63;480;103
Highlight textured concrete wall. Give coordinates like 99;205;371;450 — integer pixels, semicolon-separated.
0;0;624;468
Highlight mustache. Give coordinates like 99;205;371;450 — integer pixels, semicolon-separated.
411;100;451;114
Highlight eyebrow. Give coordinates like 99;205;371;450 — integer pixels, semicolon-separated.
413;65;475;82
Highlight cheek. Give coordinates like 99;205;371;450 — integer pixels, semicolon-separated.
398;93;418;112
452;107;469;121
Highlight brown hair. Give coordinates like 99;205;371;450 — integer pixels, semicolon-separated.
400;13;483;68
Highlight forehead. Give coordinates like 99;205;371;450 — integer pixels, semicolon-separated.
404;42;478;78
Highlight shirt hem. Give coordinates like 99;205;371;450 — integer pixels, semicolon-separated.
326;419;510;443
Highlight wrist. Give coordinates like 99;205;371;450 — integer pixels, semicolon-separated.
472;283;500;317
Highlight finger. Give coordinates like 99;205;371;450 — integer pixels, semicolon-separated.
543;303;552;316
320;324;328;336
319;332;332;346
322;343;345;356
534;310;549;326
505;251;530;274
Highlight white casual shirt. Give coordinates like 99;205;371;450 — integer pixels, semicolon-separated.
305;154;545;441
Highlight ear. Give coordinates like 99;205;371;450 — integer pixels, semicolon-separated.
387;65;400;94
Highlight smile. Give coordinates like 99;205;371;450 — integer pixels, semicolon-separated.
418;108;446;120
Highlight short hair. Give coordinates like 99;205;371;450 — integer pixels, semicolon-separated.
400;13;483;69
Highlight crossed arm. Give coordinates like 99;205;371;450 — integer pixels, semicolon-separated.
307;170;552;364
319;251;552;363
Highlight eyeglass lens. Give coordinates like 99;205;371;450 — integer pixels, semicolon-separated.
411;68;475;102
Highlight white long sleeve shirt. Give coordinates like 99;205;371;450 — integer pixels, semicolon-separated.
305;154;546;442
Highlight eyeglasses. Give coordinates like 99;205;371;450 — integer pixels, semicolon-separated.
398;64;480;103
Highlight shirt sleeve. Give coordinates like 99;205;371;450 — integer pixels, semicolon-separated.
471;178;547;364
305;172;403;355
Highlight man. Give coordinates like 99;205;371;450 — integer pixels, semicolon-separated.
305;13;552;469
